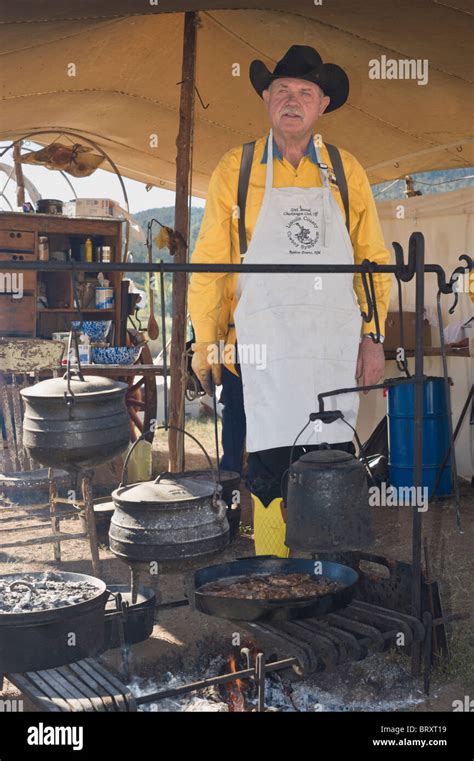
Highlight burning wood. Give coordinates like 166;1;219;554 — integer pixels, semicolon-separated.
226;653;246;712
221;642;260;712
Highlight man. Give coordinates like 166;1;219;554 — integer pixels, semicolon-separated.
189;45;391;556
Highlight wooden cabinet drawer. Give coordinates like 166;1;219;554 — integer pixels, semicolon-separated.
0;252;36;292
0;294;35;336
0;230;35;252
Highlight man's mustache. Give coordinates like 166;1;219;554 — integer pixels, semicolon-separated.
279;107;304;117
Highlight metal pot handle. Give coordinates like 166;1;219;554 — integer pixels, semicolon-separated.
119;424;221;502
8;580;36;594
104;589;128;621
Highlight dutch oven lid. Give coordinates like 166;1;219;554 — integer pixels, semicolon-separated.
21;375;128;400
113;474;216;504
295;449;355;467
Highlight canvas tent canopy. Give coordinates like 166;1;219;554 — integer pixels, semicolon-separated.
0;1;473;196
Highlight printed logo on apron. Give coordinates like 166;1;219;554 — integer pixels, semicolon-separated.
285;207;320;255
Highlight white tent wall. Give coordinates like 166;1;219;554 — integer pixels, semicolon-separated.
357;187;473;479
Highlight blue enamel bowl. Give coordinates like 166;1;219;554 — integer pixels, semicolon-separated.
91;347;141;365
71;320;112;341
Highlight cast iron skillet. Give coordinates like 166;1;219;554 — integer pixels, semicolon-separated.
191;556;359;622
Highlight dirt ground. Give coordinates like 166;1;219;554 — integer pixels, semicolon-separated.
1;417;473;712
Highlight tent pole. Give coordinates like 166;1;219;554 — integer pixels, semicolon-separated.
13;141;25;207
169;11;197;472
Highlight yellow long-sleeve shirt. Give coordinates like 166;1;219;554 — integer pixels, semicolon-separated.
188;134;392;374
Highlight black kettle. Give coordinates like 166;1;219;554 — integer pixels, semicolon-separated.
285;448;374;552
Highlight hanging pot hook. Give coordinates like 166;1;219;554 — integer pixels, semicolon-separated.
395;273;410;377
359;261;374;324
359;260;381;342
447;254;473;315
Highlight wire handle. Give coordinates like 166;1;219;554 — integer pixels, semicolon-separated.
119;424;222;504
287;409;377;490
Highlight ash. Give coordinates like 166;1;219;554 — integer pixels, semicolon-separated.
129;653;425;713
0;571;99;613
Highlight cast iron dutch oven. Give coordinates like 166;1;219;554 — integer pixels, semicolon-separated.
0;571;109;673
103;584;156;649
21;373;130;469
109;426;230;564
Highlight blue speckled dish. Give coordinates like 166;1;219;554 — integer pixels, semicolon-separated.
71;320;112;341
91;347;141;365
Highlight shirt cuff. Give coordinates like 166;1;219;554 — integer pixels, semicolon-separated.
193;325;218;344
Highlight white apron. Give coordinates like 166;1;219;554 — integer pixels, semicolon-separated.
234;130;361;452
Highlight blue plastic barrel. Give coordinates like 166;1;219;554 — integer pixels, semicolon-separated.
388;377;452;497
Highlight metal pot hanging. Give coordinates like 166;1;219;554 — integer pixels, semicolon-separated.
109;426;230;565
21;333;130;469
285;449;374;552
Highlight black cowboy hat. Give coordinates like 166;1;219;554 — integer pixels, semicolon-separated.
250;45;349;112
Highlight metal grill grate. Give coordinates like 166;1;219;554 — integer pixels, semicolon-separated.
242;601;426;677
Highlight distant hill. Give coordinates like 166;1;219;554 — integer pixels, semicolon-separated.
130;206;205;267
127;206;205;305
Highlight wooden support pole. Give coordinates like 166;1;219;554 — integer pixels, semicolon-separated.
169;11;197;472
13;141;25;207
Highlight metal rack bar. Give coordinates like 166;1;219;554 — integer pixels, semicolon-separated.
1;260;469;278
134;656;297;707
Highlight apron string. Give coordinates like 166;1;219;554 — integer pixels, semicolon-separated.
265;129;274;193
314;139;332;249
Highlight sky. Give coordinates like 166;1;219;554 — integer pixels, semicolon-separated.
0;141;206;214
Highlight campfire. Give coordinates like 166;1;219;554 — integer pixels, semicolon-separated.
222;642;260;712
128;650;425;713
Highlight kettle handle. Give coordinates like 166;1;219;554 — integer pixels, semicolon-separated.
119;424;221;500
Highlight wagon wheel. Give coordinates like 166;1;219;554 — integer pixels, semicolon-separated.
125;330;157;443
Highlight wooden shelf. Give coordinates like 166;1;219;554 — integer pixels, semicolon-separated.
0;211;125;342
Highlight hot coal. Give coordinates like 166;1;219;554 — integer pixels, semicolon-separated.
198;573;344;601
0;572;99;614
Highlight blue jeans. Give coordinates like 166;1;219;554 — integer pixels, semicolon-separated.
219;364;246;475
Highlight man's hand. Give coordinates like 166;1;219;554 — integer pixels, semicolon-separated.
191;342;222;397
356;337;385;393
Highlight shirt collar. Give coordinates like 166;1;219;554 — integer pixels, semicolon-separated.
261;134;319;165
